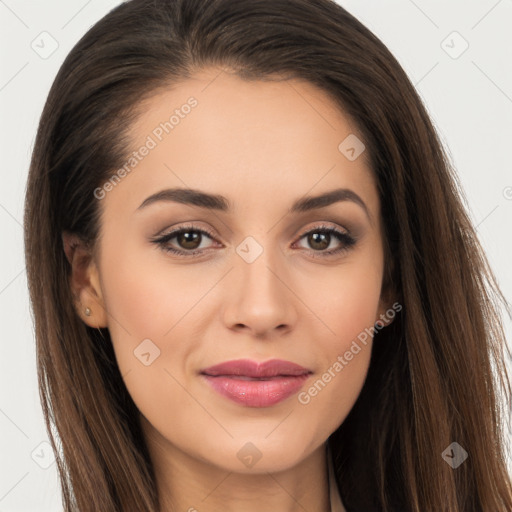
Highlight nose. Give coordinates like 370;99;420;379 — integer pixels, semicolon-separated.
221;243;298;338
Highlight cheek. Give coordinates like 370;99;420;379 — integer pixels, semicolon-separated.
296;254;382;423
98;247;207;432
294;279;379;439
100;240;217;341
308;253;383;342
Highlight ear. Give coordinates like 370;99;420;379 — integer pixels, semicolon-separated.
62;231;108;328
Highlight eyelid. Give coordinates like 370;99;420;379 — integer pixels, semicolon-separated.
291;222;356;258
151;221;356;258
150;223;221;251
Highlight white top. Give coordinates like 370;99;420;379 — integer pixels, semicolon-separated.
327;444;346;512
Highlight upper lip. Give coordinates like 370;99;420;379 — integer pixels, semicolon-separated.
200;359;311;378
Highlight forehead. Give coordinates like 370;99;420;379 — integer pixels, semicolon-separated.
102;67;378;219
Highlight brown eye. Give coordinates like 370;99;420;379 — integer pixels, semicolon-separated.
152;225;218;256
307;232;331;251
176;231;202;250
151;223;356;259
295;225;356;257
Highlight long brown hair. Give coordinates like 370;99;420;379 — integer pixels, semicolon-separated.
23;0;512;510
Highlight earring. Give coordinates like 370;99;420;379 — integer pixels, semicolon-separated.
85;307;91;316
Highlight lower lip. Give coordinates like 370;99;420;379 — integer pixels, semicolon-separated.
202;374;310;407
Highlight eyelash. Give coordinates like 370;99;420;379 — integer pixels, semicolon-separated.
151;223;356;259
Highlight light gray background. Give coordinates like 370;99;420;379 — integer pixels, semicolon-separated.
1;1;511;510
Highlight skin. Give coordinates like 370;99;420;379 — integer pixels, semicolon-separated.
64;67;394;512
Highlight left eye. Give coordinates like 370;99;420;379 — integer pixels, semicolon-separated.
151;224;356;257
294;227;355;254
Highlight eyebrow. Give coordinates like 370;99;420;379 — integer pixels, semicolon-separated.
137;187;371;220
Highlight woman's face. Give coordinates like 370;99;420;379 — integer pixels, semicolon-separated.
84;67;388;474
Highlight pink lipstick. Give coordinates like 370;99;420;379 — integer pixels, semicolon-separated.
200;359;312;407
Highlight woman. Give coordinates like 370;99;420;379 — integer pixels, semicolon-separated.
23;0;512;510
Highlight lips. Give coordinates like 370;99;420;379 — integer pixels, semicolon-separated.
200;359;312;407
201;358;311;378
